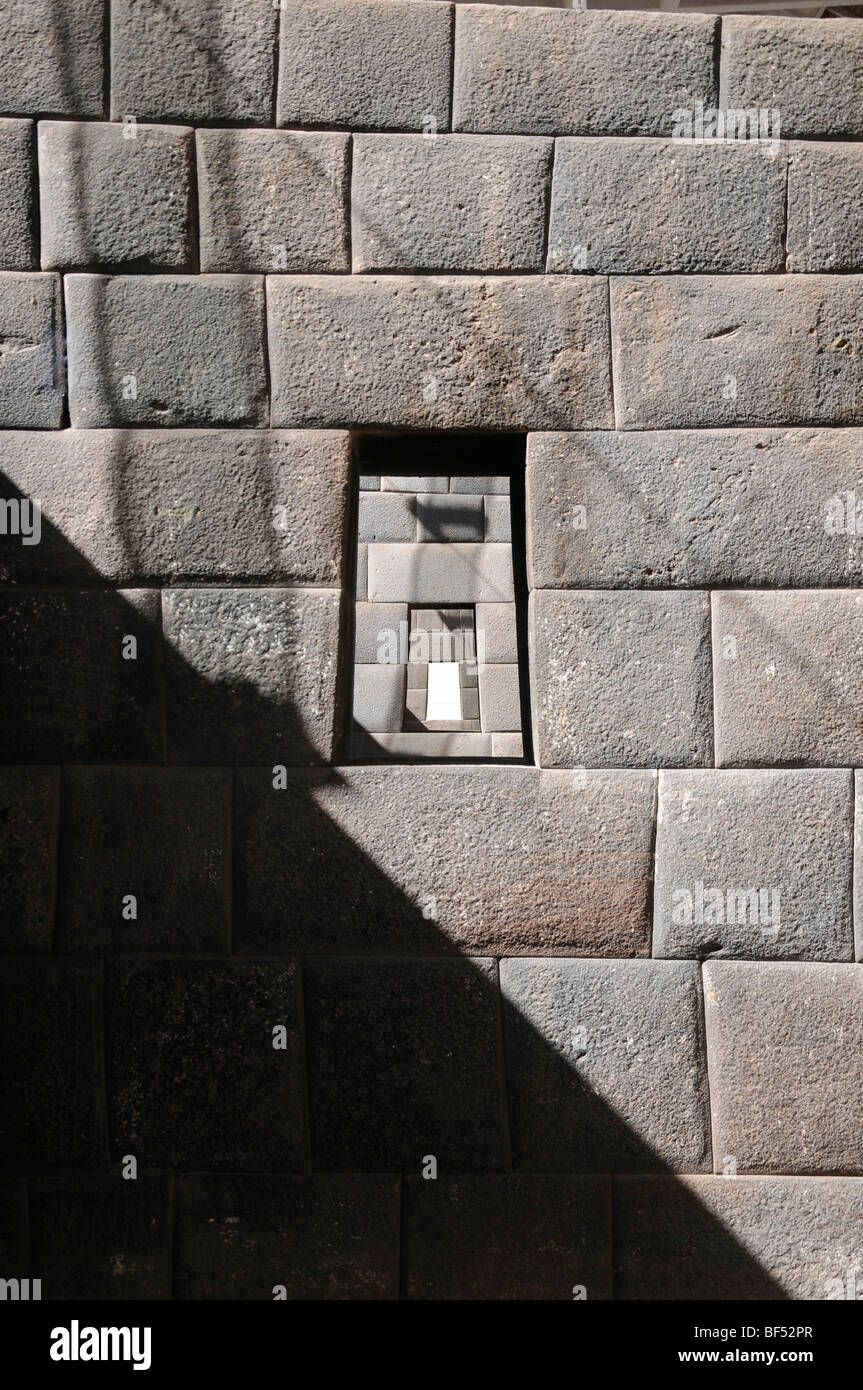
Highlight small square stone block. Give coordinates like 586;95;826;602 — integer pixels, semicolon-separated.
417;493;484;543
352;664;406;733
358;491;416;543
479;663;522;733
354;602;408;665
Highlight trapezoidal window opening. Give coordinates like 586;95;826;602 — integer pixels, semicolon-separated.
347;432;531;763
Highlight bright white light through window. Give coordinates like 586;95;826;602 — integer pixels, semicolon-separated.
426;662;462;722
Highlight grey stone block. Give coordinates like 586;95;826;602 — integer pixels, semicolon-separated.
0;0;103;116
475;602;518;663
720;16;863;140
478;662;521;733
111;0;277;123
352;731;492;759
612;275;863;429
354;602;408;664
66;274;267;427
0;767;59;953
712;590;863;766
450;476;509;493
454;7;717;136
39;121;194;271
548;137;786;275
352;133;551;272
855;772;863;964
277;0;453;132
416;493;483;542
267;274;613;429
359;476;380;491
501;959;711;1172
530;589;712;768
703;961;863;1175
0;272;63;427
358;491;416;543
234;766;655;955
356;544;368;600
492;733;523;758
616;1175;863;1300
197;129;350;274
0;120;34;268
787;143;863;273
369;542;513;602
654;770;853;962
352;664;406;733
382;476;446;493
163;588;342;764
483;494;511;542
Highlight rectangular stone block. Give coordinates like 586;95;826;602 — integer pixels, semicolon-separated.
478;662;521;733
267;275;613;429
369;542;513;602
277;0;452;132
32;1178;172;1301
354;602;408;664
548;138;785;275
530;589;712;768
0;767;58;953
454;7;717;136
352;133;551;272
0;0;103;116
703;962;863;1174
355;544;368;600
105;960;306;1170
612;276;863;429
416;493;483;543
359;475;379;491
0;590;161;763
404;1176;611;1300
501;959;711;1172
234;765;655;955
352;664;406;734
787;143;863;274
450;476;510;494
351;731;492;759
483;494;511;542
111;0;277;123
492;733;523;758
197;129;350;274
476;602;518;663
654;770;853;962
66;274;267;428
0;120;34;269
57;769;231;955
0;272;63;427
163;588;342;764
712;590;863;766
358;491;416;543
39;121;194;271
382;476;447;493
616;1176;863;1300
720;16;863;139
176;1175;399;1300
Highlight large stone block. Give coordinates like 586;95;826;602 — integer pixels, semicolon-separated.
453;7;717;136
162;588;342;764
654;770;853;962
712;590;863;766
354;602;408;664
0;120;35;269
277;0;452;132
352;134;551;272
66;274;267;427
501;959;711;1173
234;765;655;955
612;276;863;429
357;491;416;543
787;143;863;274
0;0;103;116
197;129;350;274
0;273;63;428
31;1178;172;1300
720;16;863;139
530;589;712;768
369;542;513;603
549;138;785;275
703;961;863;1174
475;601;518;662
0;767;58;953
478;662;521;732
267;275;613;429
352;663;405;733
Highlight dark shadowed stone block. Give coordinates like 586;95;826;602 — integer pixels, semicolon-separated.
0;960;103;1173
0;767;58;952
787;143;863;273
0;1180;28;1271
416;493;484;542
105;960;306;1171
32;1178;172;1300
501;959;711;1172
0;0;104;116
0;120;35;268
720;16;863;139
176;1175;399;1300
703;961;863;1174
0;273;63;427
304;957;507;1170
404;1175;612;1300
654;769;853;962
234;765;655;956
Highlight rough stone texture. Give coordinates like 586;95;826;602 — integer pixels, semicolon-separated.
787;143;863;274
612;276;863;430
355;544;368;601
369;542;513;603
0;272;63;427
0;0;104;117
111;0;278;124
703;962;863;1175
502;959;711;1173
267;275;613;429
352;134;552;273
39;121;194;271
416;493;484;543
358;491;416;543
616;1176;863;1300
0;767;58;953
197;129;350;274
304;957;507;1171
66;274;268;427
352;664;405;733
454;7;717;136
0;119;34;268
31;1178;173;1300
234;766;655;956
483;494;511;542
162;588;342;765
57;768;231;955
404;1175;611;1300
476;602;518;662
548;138;786;276
530;589;713;768
478;662;521;732
855;773;863;964
720;16;863;139
654;770;854;962
0;590;161;763
354;602;408;664
277;0;453;132
526;428;863;590
492;733;523;758
105;960;306;1171
451;475;510;493
712;590;863;767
